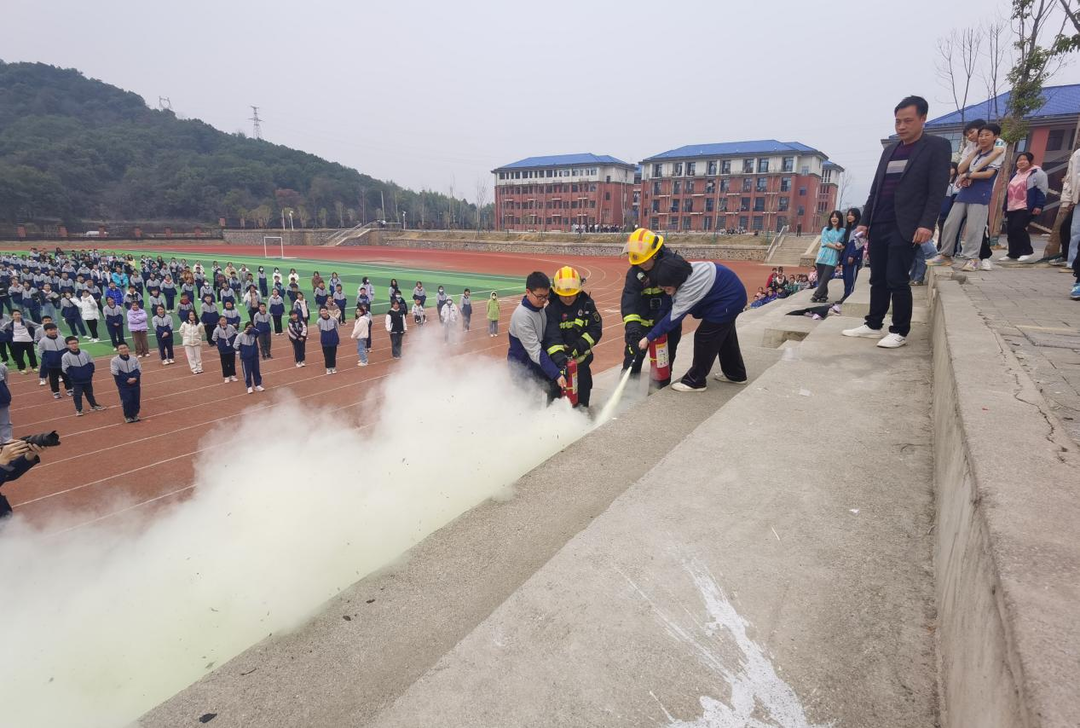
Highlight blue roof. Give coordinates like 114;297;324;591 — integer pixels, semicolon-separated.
495;153;633;171
641;140;825;162
926;83;1080;128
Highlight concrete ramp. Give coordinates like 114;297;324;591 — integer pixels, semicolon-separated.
366;314;938;727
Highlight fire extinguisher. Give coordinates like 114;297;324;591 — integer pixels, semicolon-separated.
562;358;579;406
649;334;670;382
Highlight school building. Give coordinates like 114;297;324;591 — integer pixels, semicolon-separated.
492;154;636;232
638;140;842;235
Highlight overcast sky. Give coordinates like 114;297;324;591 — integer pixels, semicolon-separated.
6;0;1079;207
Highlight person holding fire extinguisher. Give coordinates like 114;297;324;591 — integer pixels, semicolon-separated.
621;228;683;387
543;266;602;408
637;256;748;393
507;271;566;396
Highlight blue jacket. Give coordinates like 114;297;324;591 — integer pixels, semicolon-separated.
234;330;260;360
61;350;95;384
648;263;747;341
507;296;562;381
38;335;66;369
1002;167;1048;213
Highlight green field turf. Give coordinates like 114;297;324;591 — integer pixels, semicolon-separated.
9;249;523;360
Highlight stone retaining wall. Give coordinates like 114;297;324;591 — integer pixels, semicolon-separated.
222;229;338;246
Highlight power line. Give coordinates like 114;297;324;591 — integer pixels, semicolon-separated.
249;106;263;141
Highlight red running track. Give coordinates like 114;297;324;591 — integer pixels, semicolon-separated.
4;246;777;532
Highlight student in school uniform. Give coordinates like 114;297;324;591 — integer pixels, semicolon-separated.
0;361;11;442
152;304;175;365
146;288;166;318
37;323;72;400
175;293;195;328
257;266;269;298
313;281;330;310
60;291;87;339
332;285;348;323
212;316;239;383
179;311;204;374
161;275;177;311
293;291;310;323
243;285;261;322
234;321;265;394
267;290;286;335
350;303;371;366
316;306;340;374
78;290;100;342
253;303;273;359
61;336;105;416
386;298;407;359
126;300;150;358
103;297;126;350
286;282;300;306
200;295;220;345
460;289;473;332
0;314;11;366
110;342;142;423
222;299;241;330
287;309;308;368
123;286;142;311
411;298;427;327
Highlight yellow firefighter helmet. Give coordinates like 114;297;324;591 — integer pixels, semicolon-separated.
552;266;582;296
623;228;664;266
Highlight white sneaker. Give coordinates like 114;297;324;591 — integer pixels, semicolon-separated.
247;387;253;394
359;361;368;367
255;385;264;392
712;372;748;384
331;368;337;374
830;303;842;314
224;378;230;384
997;254;1012;262
1018;254;1037;262
326;368;331;375
296;362;302;368
230;376;238;382
980;259;993;271
300;362;306;367
91;338;99;343
39;379;46;386
842;324;883;339
960;259;978;272
83;335;92;340
877;333;907;349
670;381;706;393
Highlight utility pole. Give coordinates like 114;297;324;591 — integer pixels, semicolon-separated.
249;106;263;141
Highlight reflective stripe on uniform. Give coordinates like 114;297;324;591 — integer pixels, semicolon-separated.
642;287;663;295
623;314;644;324
547;344;566;354
581;333;595;347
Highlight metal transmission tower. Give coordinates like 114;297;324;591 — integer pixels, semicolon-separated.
249;106;263;140
158;96;172;111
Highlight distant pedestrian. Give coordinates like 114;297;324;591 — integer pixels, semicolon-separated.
110;343;142;423
199;295;219;345
440;297;459;342
152;304;175;365
288;310;308;368
257;266;269;298
435;286;448;316
412;298;427;327
351;304;371;366
460;289;472;331
837;208;865;306
317;306;340;374
811;211;845;303
412;282;427;307
1000;151;1047;262
386;298;407;359
234;321;264;394
212;317;239;383
61;336;105;416
179;311;204;374
333;284;348;323
486;291;500;337
127;300;150;357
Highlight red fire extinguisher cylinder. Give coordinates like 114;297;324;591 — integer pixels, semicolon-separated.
649;334;670;382
562;358;579;406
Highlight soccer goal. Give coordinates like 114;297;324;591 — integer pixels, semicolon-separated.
262;235;286;259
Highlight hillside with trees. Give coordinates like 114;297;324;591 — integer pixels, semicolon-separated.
0;61;487;230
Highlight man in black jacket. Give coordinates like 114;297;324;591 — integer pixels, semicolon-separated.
843;95;951;349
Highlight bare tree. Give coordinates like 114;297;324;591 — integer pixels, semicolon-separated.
837;172;855;211
334;201;345;228
937;27;985;123
474;178;489;233
981;19;1010;119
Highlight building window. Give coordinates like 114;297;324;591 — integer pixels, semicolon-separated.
752;216;764;230
651;216;660;229
756;177;768;192
720;179;730;192
674;162;684;176
780;177;792;192
800;165;810;175
740;197;750;212
782;157;794;172
670;200;680;212
743;159;754;173
757;159;769;173
705;198;714;212
797;205;805;217
739;215;749;229
777;215;788;231
1047;129;1067;151
682;216;692;230
572;184;579;193
753;198;765;212
652;200;660;212
705;180;715;194
683;198;694;212
652;163;663;178
703;216;712;231
589;184;597;192
719;198;728;212
687;162;697;176
604;191;611;200
686;180;695;194
653;180;662;195
799;187;807;196
778;197;789;211
673;180;681;194
721;160;732;175
707;161;717;175
742;177;753;192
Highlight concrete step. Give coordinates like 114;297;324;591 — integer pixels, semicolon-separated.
365;313;939;727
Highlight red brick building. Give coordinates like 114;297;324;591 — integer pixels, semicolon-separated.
638;140;841;235
493;154;636;231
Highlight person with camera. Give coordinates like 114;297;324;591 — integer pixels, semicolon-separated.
0;439;44;519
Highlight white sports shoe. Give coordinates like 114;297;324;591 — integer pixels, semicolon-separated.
670;381;706;393
247;387;254;394
877;333;907;349
1018;254;1037;262
980;259;993;271
255;385;264;392
842;324;883;339
713;372;748;384
997;254;1012;262
960;259;978;272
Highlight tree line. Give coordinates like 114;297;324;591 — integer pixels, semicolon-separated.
0;61;493;229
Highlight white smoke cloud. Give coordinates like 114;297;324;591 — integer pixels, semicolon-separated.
0;330;591;728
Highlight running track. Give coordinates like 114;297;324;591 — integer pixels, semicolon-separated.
4;246;776;532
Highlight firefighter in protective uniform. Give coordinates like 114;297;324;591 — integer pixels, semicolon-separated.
621;228;682;386
543;266;602;408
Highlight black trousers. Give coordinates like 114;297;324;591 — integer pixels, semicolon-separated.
1006;209;1034;258
258;332;271;358
291;338;306;363
575;362;594;407
866;223;916;337
11;342;37;371
118;384;140;419
158;336;174;360
812;263;836;301
0;341;8;362
623;323;681;385
272;315;283;334
322;345;337;368
204;323;215;344
219;350;236;377
47;367;71;394
681;319;746;389
72;381;99;411
108;322;126;347
86;319;99;339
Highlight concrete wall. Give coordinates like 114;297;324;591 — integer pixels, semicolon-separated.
222;229;338;246
929;278;1080;728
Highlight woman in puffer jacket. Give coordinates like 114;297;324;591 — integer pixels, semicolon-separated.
179;310;204;374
